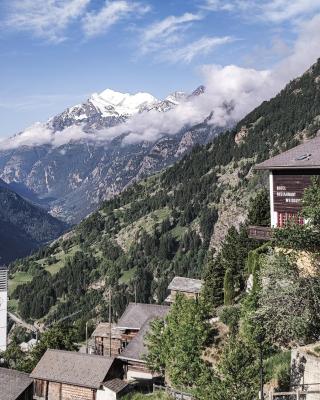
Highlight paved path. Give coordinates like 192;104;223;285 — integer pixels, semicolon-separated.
8;311;37;332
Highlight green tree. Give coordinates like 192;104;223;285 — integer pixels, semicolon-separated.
224;268;235;306
202;253;225;309
302;176;320;226
216;337;259;400
145;295;210;389
24;325;78;372
248;189;270;227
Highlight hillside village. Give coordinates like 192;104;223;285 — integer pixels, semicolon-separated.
2;124;320;399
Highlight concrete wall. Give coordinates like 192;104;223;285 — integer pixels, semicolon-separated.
0;268;8;351
291;349;320;400
97;387;117;400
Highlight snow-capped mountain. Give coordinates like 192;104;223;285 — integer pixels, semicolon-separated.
0;85;230;223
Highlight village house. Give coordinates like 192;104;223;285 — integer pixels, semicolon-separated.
30;349;127;400
92;303;169;360
92;323;123;357
118;318;161;382
249;136;320;239
165;276;203;304
0;367;33;400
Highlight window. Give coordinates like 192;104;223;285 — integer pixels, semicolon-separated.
277;212;304;227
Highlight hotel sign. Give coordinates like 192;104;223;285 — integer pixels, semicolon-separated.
273;173;311;212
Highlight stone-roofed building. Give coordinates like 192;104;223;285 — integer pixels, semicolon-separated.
92;323;122;357
0;367;33;400
249;136;320;239
165;276;203;304
93;303;170;358
115;304;170;382
118;319;156;381
31;349;125;400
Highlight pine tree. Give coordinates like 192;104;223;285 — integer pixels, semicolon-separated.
248;189;270;227
202;253;225;308
224;268;235;306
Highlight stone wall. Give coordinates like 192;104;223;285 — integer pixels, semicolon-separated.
291;348;320;400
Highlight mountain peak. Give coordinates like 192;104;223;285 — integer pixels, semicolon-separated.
90;88;157;116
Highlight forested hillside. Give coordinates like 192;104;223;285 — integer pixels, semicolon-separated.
0;182;67;265
8;59;320;331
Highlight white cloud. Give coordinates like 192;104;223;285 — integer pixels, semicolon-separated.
2;13;320;150
5;0;90;42
160;36;234;63
140;12;203;54
82;1;150;38
202;0;320;23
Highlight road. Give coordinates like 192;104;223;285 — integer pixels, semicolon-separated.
8;311;37;333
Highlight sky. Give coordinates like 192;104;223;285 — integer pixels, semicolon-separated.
1;0;320;140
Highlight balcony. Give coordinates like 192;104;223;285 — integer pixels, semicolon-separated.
248;225;272;241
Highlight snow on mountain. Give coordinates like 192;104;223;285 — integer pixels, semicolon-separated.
89;89;158;117
0;83;229;223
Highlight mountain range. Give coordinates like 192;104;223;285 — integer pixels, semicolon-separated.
0;178;66;265
0;85;222;223
9;59;320;325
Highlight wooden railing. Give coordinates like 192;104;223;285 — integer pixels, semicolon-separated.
248;225;272;241
153;384;195;400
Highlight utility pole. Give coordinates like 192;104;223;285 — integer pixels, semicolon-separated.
259;342;264;400
109;285;112;357
134;280;137;304
85;321;88;354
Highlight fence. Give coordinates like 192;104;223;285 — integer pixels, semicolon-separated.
268;383;320;399
153;384;195;400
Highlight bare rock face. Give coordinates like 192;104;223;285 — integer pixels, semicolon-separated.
234;126;248;145
0;86;229;223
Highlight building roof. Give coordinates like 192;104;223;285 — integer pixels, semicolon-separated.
91;323;121;339
168;276;203;294
103;378;128;393
30;349;115;389
118;319;152;362
0;367;33;400
255;136;320;170
116;303;170;330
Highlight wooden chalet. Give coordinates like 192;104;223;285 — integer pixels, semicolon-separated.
249;136;320;240
92;323;123;357
165;276;203;304
30;349;127;400
116;303;169;382
0;367;33;400
92;303;169;362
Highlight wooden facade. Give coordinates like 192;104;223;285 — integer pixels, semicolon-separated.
34;380;95;400
272;170;320;227
94;328;139;357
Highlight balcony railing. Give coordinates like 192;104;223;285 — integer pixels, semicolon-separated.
248;225;272;241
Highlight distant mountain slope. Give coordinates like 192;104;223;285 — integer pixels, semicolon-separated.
0;87;225;223
10;59;320;325
0;181;67;265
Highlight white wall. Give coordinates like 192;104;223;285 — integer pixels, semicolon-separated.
292;349;320;400
97;386;117;400
127;369;153;381
0;268;7;352
0;291;7;352
269;172;277;227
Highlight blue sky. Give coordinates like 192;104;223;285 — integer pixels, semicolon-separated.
1;0;320;138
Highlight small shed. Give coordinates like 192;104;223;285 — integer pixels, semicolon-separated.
165;276;203;304
98;379;129;400
0;367;33;400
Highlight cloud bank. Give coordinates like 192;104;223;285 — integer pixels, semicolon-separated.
1;13;320;150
